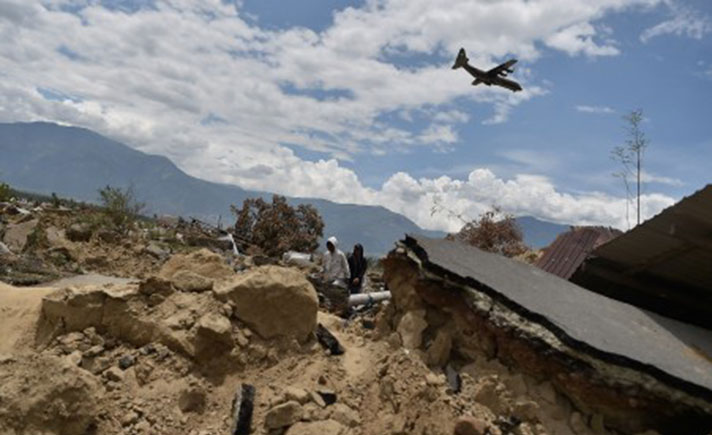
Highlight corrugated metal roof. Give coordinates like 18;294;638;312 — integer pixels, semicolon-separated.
534;226;620;279
572;184;712;329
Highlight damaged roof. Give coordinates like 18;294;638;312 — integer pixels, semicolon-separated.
571;185;712;329
404;234;712;402
535;226;621;279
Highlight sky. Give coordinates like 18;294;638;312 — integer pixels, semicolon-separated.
1;0;711;232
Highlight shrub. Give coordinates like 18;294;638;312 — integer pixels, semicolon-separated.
0;182;11;202
97;185;145;234
447;207;528;258
231;195;324;257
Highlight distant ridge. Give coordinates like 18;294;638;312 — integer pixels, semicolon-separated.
0;122;567;254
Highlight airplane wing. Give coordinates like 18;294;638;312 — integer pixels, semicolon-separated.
486;59;517;77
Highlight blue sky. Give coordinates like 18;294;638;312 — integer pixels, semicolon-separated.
0;0;710;231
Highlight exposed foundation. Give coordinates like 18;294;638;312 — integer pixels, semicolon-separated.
383;242;712;435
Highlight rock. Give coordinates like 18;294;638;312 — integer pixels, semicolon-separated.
96;229;120;243
45;226;68;247
178;386;207;413
119;354;136;370
286;419;347;435
473;378;511;415
65;350;83;366
397;309;427;349
570;412;587;434
265;400;303;429
144;242;169;259
329;403;360;428
138;276;174;296
121;410;140;426
2;219;39;252
285;387;311;405
172;270;213;292
159;248;234;281
0;241;12;255
193;313;233;360
513;400;539;421
105;366;125;382
310;391;327;408
0;355;100;435
215;266;318;343
454;415;489;435
66;223;92;242
427;327;452;367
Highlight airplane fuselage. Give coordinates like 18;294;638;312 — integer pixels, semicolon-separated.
462;63;522;91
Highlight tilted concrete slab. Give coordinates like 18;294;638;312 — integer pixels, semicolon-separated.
404;234;712;402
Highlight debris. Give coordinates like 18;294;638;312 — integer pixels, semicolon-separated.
179;385;207;413
445;364;461;394
453;415;489;435
317;389;337;406
264;400;303;429
172;270;213;292
66;223;92;242
397;309;427;349
316;323;345;356
119;354;136;370
347;290;391;307
230;383;255;435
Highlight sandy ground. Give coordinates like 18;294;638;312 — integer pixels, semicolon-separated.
0;282;54;355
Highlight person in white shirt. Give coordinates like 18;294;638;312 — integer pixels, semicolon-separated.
323;236;350;287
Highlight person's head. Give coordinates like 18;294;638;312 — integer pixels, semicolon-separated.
326;236;338;253
353;243;363;258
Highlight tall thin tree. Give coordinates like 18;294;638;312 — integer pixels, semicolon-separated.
611;108;648;227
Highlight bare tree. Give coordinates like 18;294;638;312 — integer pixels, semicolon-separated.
611;108;648;228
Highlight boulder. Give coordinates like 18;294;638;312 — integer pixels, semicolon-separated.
2;219;38;252
66;223;92;242
265;401;303;429
144;242;170;259
0;355;100;435
171;270;213;292
159;248;234;281
397;309;428;349
453;416;489;435
215;266;318;342
193;313;233;360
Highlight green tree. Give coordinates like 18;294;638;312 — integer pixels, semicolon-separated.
612;108;649;228
231;195;324;257
97;185;145;233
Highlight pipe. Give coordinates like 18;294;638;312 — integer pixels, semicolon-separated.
347;291;391;307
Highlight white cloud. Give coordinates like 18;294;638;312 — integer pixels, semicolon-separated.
576;105;616;114
640;171;684;186
641;2;712;42
0;0;681;232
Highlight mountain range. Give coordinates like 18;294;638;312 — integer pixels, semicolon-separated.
0;122;568;255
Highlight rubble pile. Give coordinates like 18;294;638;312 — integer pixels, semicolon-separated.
1;216;709;435
0;197;231;285
381;235;712;435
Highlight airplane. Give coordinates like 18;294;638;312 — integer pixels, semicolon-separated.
452;48;522;92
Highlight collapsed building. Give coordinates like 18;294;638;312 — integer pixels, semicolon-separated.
571;185;712;330
383;234;712;435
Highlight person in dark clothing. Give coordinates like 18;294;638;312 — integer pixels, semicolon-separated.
347;243;368;294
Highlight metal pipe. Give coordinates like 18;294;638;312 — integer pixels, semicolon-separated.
347;291;391;307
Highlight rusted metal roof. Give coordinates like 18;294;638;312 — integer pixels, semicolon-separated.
535;226;621;279
572;185;712;329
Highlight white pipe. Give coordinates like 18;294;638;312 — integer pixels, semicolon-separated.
347;291;391;307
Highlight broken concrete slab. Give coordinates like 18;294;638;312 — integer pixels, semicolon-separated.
384;235;712;434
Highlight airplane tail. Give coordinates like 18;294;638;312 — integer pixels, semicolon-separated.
452;48;469;69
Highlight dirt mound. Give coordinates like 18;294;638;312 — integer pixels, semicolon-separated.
0;354;100;435
159;248;235;282
215;265;318;343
